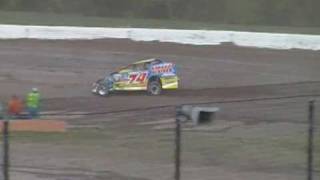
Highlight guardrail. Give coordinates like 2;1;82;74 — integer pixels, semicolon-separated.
0;24;320;50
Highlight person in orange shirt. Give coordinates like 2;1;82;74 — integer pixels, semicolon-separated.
8;95;23;118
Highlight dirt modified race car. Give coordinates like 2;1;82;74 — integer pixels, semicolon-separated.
92;58;179;96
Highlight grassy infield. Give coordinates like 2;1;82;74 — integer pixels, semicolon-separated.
6;126;320;174
0;10;319;176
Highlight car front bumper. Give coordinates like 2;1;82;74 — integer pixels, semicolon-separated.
91;83;99;93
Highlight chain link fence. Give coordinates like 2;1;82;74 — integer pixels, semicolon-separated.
1;97;319;180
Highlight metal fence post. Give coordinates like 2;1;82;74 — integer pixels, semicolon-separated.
2;118;10;180
175;108;182;180
307;100;315;180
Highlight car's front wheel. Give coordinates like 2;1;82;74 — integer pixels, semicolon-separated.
148;80;162;95
97;85;109;96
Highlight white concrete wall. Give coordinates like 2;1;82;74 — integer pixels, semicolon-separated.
0;24;320;50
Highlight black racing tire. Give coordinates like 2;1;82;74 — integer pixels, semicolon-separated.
147;80;162;95
97;85;109;96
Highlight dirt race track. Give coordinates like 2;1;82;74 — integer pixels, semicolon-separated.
0;39;320;180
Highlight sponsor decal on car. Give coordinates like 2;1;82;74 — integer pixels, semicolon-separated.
152;63;174;74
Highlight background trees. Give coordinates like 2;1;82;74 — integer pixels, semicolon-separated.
0;0;318;27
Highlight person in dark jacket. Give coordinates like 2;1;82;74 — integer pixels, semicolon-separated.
0;101;4;119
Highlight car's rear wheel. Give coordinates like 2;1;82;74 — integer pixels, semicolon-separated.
148;80;162;95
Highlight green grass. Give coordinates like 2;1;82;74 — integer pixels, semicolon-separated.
182;132;320;171
7;129;115;145
5;128;175;163
0;10;320;34
4;128;319;171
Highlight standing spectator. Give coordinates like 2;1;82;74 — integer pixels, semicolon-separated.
26;88;41;119
0;101;4;119
8;95;23;118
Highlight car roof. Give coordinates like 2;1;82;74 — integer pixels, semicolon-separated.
133;58;162;65
118;58;164;72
